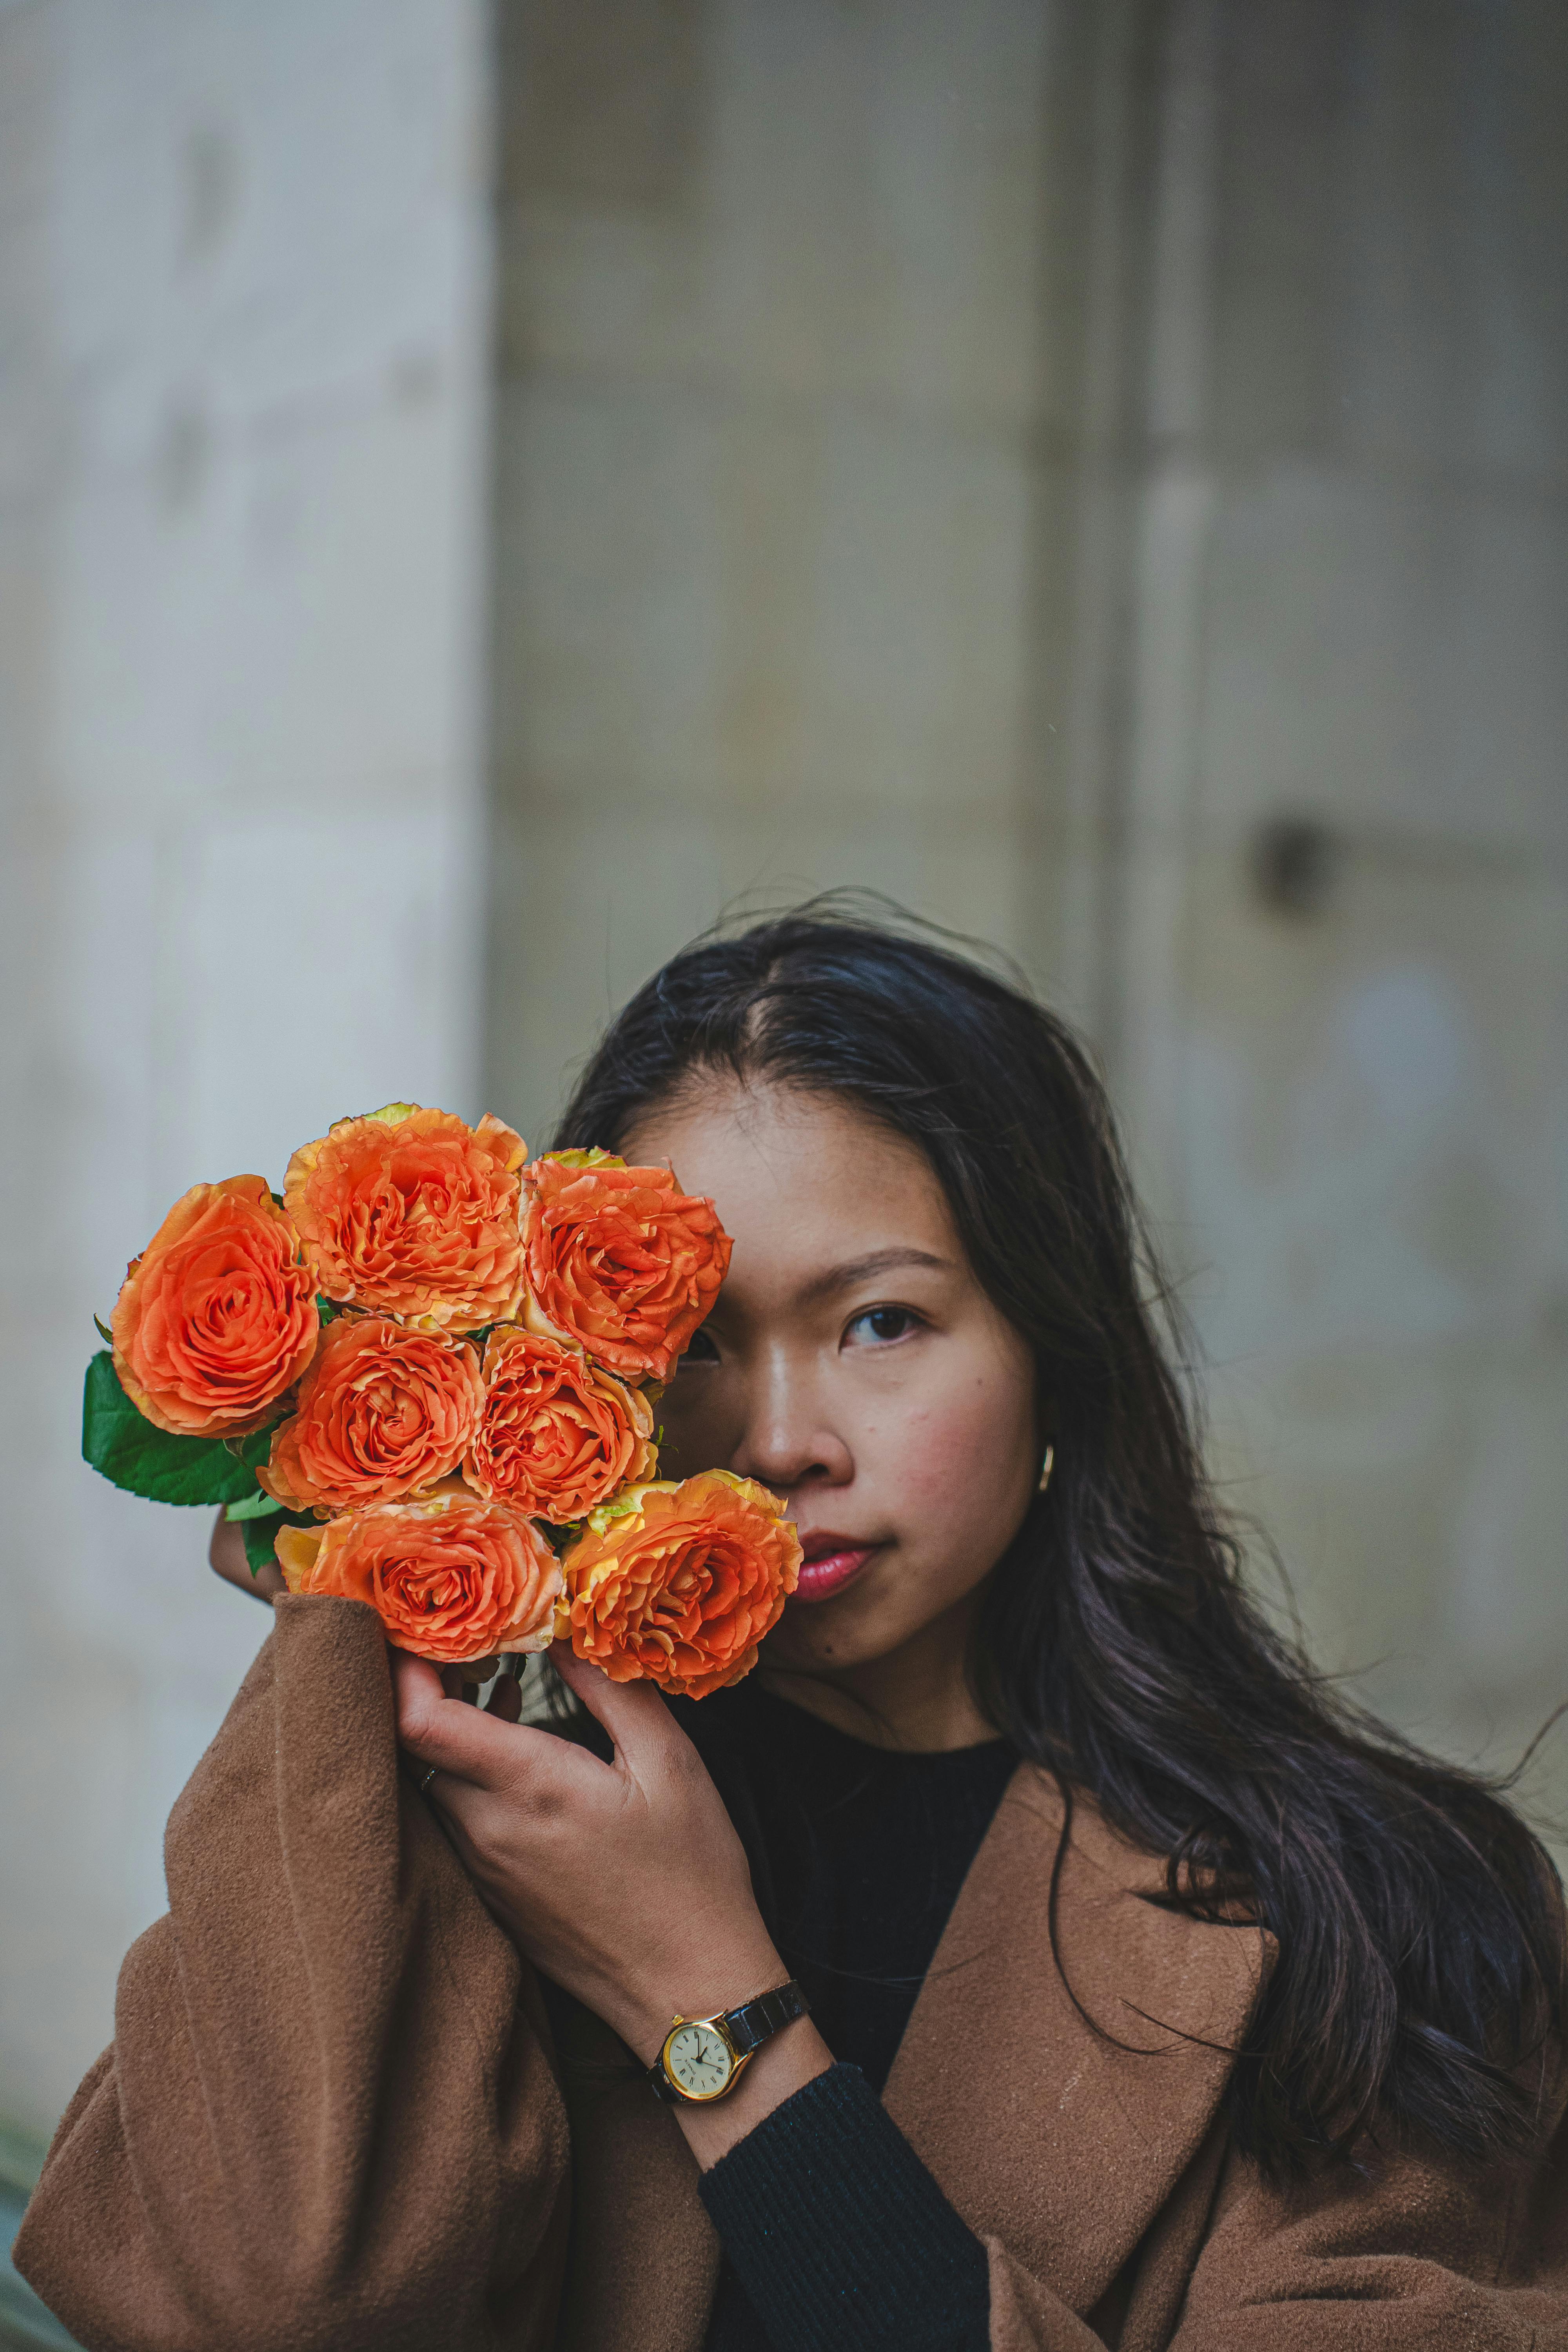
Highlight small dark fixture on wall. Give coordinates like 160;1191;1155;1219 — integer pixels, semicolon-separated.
1250;816;1341;918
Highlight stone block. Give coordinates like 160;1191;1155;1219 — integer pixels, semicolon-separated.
1198;461;1568;856
500;0;706;212
1208;0;1568;482
44;379;478;823
1180;852;1567;1358
497;0;1047;428
151;802;482;1205
492;379;1034;818
0;832;160;1317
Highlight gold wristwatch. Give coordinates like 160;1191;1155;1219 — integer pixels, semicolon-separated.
647;1980;811;2104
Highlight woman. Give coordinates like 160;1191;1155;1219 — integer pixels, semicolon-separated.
18;909;1568;2352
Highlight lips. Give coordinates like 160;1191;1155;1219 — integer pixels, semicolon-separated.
790;1536;879;1604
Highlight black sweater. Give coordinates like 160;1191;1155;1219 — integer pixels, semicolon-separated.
666;1685;1013;2352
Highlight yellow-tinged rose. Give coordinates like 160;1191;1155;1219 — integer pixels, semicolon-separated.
559;1471;800;1698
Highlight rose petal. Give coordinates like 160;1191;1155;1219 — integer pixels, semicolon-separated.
560;1472;800;1699
520;1156;732;1383
111;1177;319;1438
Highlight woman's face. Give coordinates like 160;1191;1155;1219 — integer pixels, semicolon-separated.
623;1079;1039;1717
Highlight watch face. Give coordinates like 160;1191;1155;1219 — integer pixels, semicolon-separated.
666;2021;735;2100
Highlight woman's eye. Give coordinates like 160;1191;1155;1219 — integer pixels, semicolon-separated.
677;1329;720;1367
844;1306;920;1348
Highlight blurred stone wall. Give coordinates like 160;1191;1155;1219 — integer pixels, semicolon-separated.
485;0;1054;1127
0;0;492;2133
1056;0;1568;1814
489;0;1568;1831
4;0;1565;2155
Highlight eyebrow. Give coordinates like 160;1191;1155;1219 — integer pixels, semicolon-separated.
794;1247;955;1307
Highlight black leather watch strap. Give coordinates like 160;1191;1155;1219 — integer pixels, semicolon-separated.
648;1980;811;2103
723;1979;811;2057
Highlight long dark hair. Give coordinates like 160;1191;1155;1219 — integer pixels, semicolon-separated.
554;901;1566;2177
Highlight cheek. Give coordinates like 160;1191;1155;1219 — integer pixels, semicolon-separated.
875;1360;1035;1533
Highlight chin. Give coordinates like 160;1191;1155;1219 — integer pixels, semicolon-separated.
767;1606;904;1674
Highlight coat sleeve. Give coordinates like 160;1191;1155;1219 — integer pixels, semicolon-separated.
982;2081;1568;2352
13;1594;572;2352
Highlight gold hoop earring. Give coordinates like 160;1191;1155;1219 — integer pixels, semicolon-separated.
1038;1442;1055;1495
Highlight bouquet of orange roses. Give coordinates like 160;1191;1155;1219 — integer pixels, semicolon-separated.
83;1104;800;1696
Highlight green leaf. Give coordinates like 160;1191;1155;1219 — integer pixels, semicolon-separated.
93;1313;113;1344
82;1352;270;1508
316;1296;341;1325
241;1515;279;1577
225;1489;284;1522
242;1504;317;1578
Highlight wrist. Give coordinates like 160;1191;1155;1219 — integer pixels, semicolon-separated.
624;1931;790;2066
671;2017;835;2171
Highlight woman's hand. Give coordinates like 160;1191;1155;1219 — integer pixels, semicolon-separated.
393;1642;832;2163
210;1510;285;1600
394;1642;783;2060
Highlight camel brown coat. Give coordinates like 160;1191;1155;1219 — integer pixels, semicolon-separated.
16;1595;1568;2351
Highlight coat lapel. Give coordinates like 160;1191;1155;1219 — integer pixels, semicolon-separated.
562;1761;1268;2350
884;1762;1268;2317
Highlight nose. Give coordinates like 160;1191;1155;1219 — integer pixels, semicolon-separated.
729;1350;853;1497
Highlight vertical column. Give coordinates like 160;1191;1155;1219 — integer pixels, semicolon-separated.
1110;0;1221;1227
1042;0;1568;1837
486;0;1054;1137
0;0;494;2134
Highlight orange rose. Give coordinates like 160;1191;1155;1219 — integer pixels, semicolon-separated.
521;1152;732;1381
260;1315;483;1513
110;1176;319;1438
560;1472;800;1698
285;1104;526;1331
466;1326;657;1521
275;1483;562;1665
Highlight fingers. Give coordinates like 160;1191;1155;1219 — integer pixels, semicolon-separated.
393;1652;506;1778
390;1648;598;1803
438;1653;509;1705
209;1510;285;1601
549;1639;687;1772
486;1673;523;1725
209;1512;242;1575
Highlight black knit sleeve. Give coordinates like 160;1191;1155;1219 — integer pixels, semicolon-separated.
696;2064;991;2352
